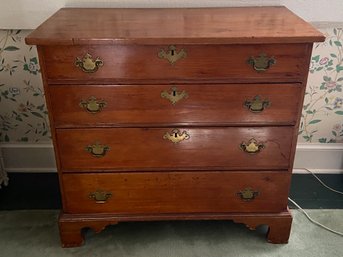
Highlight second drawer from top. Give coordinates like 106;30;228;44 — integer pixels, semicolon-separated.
49;83;302;127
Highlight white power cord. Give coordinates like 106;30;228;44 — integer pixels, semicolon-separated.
288;168;343;237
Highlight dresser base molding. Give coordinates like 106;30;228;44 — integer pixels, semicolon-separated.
59;209;292;247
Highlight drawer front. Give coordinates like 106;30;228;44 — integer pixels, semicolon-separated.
43;44;309;83
49;84;302;127
62;171;290;214
56;127;293;171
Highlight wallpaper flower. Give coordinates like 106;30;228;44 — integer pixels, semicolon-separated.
0;28;342;143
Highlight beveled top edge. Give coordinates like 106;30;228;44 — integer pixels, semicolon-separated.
26;6;325;45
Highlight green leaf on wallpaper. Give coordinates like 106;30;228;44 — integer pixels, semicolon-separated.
325;97;329;104
335;111;343;115
338;77;343;81
334;41;342;47
336;65;343;72
332;131;337;137
4;46;19;51
303;103;310;110
318;138;327;143
31;112;44;118
309;119;321;125
330;53;337;58
20;137;28;142
323;76;331;81
316;67;323;71
312;55;320;62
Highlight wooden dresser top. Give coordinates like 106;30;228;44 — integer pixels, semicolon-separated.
26;7;324;45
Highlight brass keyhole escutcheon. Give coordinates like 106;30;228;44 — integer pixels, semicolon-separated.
163;129;190;143
89;190;112;204
244;95;270;113
158;45;187;65
85;142;110;158
240;138;265;154
75;53;103;73
161;86;188;105
247;53;276;72
80;96;107;113
237;188;259;201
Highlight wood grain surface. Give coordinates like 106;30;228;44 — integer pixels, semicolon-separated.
25;7;324;45
56;127;293;171
62;171;291;214
49;83;302;127
42;44;309;83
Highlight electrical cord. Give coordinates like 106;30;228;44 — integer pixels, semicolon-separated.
288;168;343;237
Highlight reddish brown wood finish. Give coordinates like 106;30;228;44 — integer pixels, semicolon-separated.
25;7;324;45
59;209;292;247
49;83;302;127
62;171;290;214
56;127;293;171
26;7;324;247
42;44;309;83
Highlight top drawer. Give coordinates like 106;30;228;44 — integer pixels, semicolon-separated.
41;44;310;84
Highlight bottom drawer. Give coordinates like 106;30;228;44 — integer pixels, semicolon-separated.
62;171;291;214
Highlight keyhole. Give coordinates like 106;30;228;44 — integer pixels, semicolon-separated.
172;90;176;96
171;49;175;56
174;133;178;138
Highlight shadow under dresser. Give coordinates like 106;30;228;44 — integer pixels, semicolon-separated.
25;7;324;247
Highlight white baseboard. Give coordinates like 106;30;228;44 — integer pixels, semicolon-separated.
0;142;342;174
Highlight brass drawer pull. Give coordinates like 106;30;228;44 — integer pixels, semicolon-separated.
89;190;112;204
244;95;270;113
75;53;103;73
79;96;107;114
240;138;265;154
247;53;276;72
158;45;187;65
85;142;110;157
161;87;188;105
237;188;259;201
163;129;190;143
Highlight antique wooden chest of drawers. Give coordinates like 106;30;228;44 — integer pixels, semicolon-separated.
26;7;324;247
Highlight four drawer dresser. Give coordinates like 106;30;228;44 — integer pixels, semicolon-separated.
26;7;324;247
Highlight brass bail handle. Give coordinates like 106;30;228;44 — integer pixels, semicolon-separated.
158;45;187;65
240;138;265;154
244;95;270;113
237;188;259;201
89;190;112;204
75;53;103;73
247;53;276;72
161;86;188;105
163;129;190;143
79;96;107;114
85;142;110;158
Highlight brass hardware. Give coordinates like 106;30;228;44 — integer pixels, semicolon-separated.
79;96;107;114
240;138;265;154
247;53;276;72
237;188;259;201
163;129;190;143
158;45;187;65
244;95;270;113
89;190;112;204
85;142;110;158
75;53;103;73
161;87;188;105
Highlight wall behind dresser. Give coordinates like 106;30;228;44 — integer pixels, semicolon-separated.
0;0;342;177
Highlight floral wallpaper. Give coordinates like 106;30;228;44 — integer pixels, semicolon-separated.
299;27;343;143
0;30;50;143
0;28;342;143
